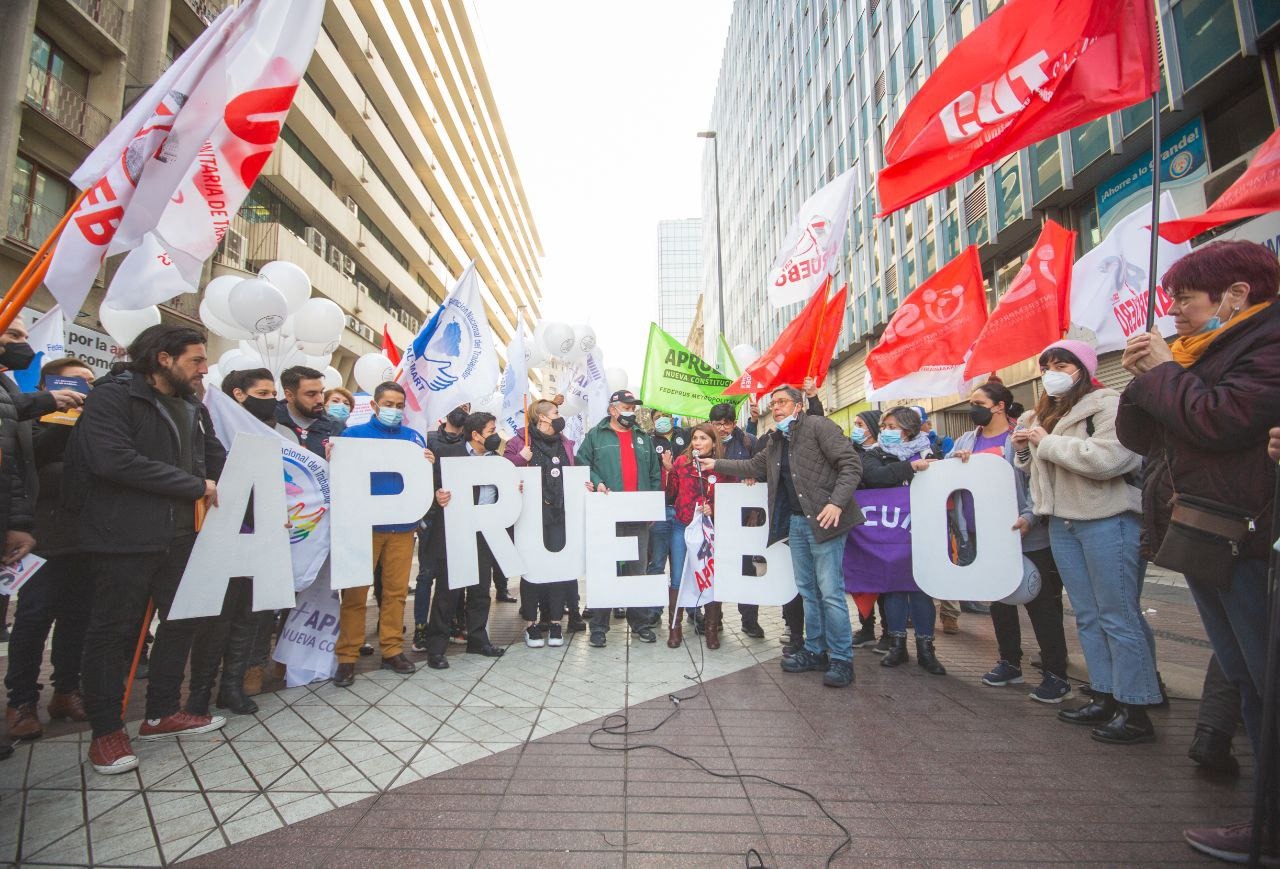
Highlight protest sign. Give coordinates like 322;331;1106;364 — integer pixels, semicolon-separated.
272;571;339;687
712;483;799;606
676;514;715;610
512;465;590;583
441;456;527;589
583;490;667;608
842;487;918;594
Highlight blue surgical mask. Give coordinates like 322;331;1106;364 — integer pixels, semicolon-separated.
776;414;797;436
1199;297;1237;334
654;417;673;434
879;429;902;446
327;403;350;422
851;428;867;444
377;407;404;427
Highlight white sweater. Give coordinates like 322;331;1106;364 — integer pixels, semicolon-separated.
1014;389;1142;521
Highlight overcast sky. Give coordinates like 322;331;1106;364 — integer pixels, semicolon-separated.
470;0;734;384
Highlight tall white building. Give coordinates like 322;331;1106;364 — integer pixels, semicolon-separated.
656;218;702;343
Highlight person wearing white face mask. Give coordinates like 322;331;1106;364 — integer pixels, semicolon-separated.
332;382;434;687
1013;340;1158;744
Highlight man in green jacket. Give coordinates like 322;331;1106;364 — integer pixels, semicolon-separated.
575;390;661;647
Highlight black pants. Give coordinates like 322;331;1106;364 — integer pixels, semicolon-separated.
81;535;201;737
989;546;1068;678
519;579;573;623
1197;654;1242;735
188;578;273;694
782;594;805;639
424;541;495;655
4;553;93;707
588;522;653;635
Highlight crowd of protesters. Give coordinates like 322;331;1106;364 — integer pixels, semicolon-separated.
0;239;1274;863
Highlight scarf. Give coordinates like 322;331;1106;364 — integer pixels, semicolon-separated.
1169;302;1271;367
530;427;569;508
880;431;933;461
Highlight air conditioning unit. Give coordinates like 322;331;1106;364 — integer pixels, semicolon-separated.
355;281;370;296
326;245;343;270
341;252;356;277
303;227;326;258
1201;150;1253;207
343;195;359;216
220;228;246;269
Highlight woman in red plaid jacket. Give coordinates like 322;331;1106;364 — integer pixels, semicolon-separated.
665;423;730;649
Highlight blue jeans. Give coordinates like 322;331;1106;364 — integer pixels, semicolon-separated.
882;591;936;639
650;506;682;590
1186;558;1269;757
788;514;853;662
1049;513;1162;705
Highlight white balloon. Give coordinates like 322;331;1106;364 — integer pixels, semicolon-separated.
323;366;344;390
98;304;161;347
353;352;395;394
297;338;337;356
291;297;345;352
558;393;584;418
203;275;242;327
731;343;759;369
275;345;308;374
572;324;597;358
605;366;629;393
198;299;254;341
525;339;548;369
258;261;311;314
219;347;263;374
205;363;224;391
541;321;576;359
228;278;289;335
304;353;332;370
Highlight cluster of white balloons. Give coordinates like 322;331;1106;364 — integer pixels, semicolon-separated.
527;320;598;370
194;261;346;391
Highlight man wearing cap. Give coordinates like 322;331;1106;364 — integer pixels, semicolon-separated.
575;390;663;647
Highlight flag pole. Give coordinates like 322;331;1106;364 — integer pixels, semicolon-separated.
0;188;90;334
1143;90;1163;332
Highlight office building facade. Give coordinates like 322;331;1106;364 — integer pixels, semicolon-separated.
656;217;703;342
702;0;1278;432
0;0;542;379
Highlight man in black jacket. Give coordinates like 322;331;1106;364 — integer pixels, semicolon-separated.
413;405;469;652
68;324;226;776
275;365;341;456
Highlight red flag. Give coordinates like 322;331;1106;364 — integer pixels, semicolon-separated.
866;247;988;399
809;283;849;386
1159;128;1280;244
877;0;1158;216
382;324;402;366
724;278;831;396
964;220;1076;379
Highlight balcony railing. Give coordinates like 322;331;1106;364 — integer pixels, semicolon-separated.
6;193;62;249
67;0;127;44
24;63;112;146
182;0;233;24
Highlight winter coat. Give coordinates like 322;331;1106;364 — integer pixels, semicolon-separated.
274;401;342;457
713;411;863;543
1116;300;1280;560
0;385;32;537
574;417;661;493
503;428;577;468
857;443;937;489
31;421;75;556
1014;388;1142;522
64;371;226;553
666;454;717;525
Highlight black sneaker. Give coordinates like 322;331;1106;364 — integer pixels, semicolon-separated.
851;622;878;648
740;621;765;639
981;660;1024;686
823;659;854;688
411;624;428;653
589;632;606;648
871;634;892;656
633;625;657;643
612;608;627;619
358;643;374;657
546;624;564;647
567;612;586;633
1029;673;1072;704
780;649;829;673
524;625;545;648
449;628;468;646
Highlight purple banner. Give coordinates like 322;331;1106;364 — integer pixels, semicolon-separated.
843;486;920;594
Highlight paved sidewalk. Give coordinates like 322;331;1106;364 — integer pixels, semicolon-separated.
0;578;1254;866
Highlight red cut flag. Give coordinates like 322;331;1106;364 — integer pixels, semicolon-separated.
723;278;831;396
382;324;402;366
1159;127;1280;244
964;220;1076;379
866;246;988;401
877;0;1158;216
809;283;849;386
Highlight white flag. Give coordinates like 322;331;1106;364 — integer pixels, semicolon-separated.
767;167;857;307
497;311;529;438
564;350;610;423
272;574;338;687
1068;192;1192;353
399;262;500;432
203;387;330;593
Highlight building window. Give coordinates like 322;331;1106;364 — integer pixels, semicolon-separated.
304;73;336;118
995;158;1023;229
280;125;333;189
29;31;89;97
1029;138;1062;203
1255;0;1280;33
7;154;70;247
1171;0;1240;90
1070;117;1109;173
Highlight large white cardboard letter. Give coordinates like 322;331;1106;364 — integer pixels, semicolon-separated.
441;456;527;588
329;439;435;590
713;483;799;605
583;490;666;608
171;435;296;618
513;465;589;583
909;453;1021;601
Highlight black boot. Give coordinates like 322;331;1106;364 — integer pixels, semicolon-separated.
185;618;230;716
1188;725;1240;777
915;637;946;675
880;635;908;668
215;616;260;716
1057;692;1117;725
1091;703;1156;744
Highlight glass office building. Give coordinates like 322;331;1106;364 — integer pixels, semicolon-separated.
657;218;704;343
702;0;1278;429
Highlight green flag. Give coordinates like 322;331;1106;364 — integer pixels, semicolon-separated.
640;323;746;418
717;333;741;377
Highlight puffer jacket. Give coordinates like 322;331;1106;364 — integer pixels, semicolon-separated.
1014;388;1142;521
713;411;863;543
0;385;32;536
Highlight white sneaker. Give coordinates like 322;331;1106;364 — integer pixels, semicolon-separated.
524;625;545;648
546;624;564;647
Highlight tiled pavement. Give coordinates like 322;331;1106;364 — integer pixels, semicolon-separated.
0;575;1256;867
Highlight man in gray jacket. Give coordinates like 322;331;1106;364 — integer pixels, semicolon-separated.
701;385;863;687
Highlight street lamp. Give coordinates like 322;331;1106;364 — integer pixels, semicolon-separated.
697;131;726;350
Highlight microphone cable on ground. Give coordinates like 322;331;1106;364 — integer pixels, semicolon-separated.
586;587;853;868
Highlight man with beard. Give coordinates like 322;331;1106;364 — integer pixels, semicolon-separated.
276;366;341;457
67;324;226;775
